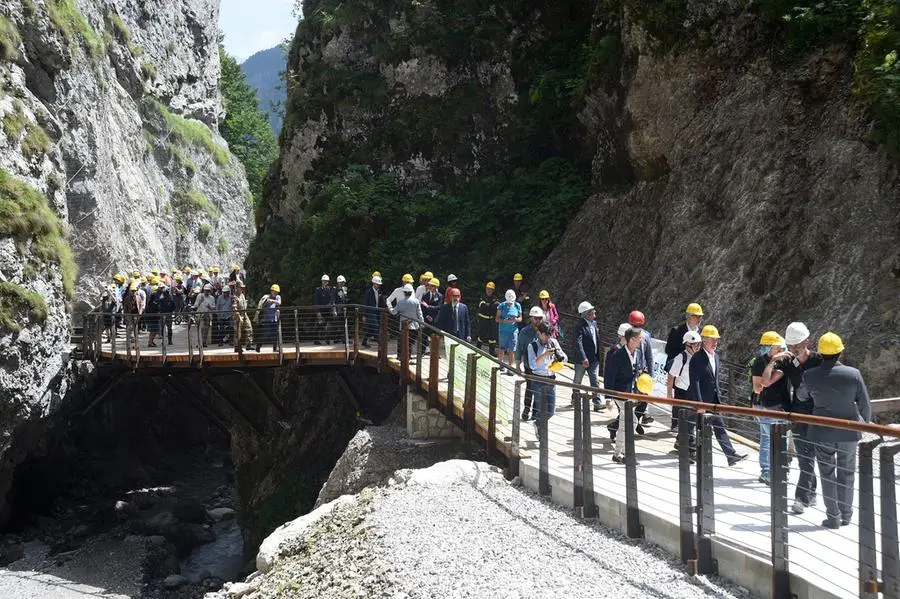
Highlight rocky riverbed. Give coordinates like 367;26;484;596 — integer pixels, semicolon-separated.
0;449;244;598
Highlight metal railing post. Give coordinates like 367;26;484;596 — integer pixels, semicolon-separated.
161;317;167;364
353;308;360;363
293;308;300;366
678;408;695;566
428;333;440;408
880;443;900;599
187;315;194;364
94;313;101;363
581;393;596;518
378;311;389;371
415;327;424;391
277;316;284;364
573;383;584;516
770;422;790;599
624;399;643;539
487;366;499;457
344;311;350;363
445;343;457;419
695;414;717;575
859;438;883;598
463;353;478;441
197;315;204;366
538;383;550;496
510;380;524;479
400;321;410;382
110;314;117;360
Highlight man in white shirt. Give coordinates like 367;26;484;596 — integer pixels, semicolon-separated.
415;271;432;301
667;330;701;438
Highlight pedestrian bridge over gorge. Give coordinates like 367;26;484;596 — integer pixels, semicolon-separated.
78;305;900;599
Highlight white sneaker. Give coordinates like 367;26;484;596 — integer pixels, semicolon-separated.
791;499;806;514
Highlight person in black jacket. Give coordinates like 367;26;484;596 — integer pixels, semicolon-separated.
664;303;704;369
572;301;604;411
158;287;176;345
362;275;384;347
476;282;499;355
688;325;746;466
314;275;336;345
605;327;643;464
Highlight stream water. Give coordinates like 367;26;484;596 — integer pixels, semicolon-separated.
180;519;246;582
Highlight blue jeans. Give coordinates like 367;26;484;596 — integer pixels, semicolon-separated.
532;380;557;426
758;406;789;478
572;360;600;403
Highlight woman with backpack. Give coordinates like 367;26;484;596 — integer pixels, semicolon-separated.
666;330;702;440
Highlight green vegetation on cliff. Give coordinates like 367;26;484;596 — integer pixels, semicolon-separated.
0;169;77;299
0;281;48;334
219;46;278;205
143;98;229;166
0;15;21;61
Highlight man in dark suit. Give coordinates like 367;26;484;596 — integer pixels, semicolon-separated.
798;332;871;528
436;287;470;342
664;302;704;367
605;327;643;464
688;325;747;466
572;301;604;411
362;275;384;347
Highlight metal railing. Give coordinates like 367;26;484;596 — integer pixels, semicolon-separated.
80;304;900;598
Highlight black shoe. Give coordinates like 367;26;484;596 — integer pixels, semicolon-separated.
255;344;261;352
727;454;748;466
612;453;625;464
822;518;841;529
635;424;645;435
362;341;370;348
520;410;530;422
641;415;654;424
314;341;322;345
841;518;851;526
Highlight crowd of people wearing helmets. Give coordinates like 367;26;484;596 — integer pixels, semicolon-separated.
573;300;871;528
97;264;271;355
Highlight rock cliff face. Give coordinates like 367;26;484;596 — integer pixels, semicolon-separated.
263;0;899;394
0;0;253;523
532;2;900;394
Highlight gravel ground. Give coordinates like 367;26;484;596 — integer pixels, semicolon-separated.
226;460;752;599
0;535;146;599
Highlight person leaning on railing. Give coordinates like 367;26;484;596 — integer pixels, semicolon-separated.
797;332;871;529
527;322;567;433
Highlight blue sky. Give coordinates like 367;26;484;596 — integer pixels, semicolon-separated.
220;0;300;62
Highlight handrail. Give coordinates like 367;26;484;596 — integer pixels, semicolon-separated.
80;304;898;437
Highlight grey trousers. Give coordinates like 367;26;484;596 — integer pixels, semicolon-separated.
815;441;857;521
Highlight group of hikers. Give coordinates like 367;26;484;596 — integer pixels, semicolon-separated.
98;265;283;355
96;268;872;529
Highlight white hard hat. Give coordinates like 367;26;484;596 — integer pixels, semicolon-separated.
784;322;810;345
529;306;544;318
617;322;630;337
504;289;516;302
577;301;594;314
447;274;458;282
336;275;346;283
372;276;383;285
682;330;702;344
402;283;414;292
321;274;330;282
203;284;212;291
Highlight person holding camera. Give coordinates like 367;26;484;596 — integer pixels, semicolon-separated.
762;322;823;514
527;322;567;432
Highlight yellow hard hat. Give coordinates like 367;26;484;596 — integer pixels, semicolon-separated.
140;276;147;283
150;267;158;275
112;273;124;282
636;373;655;395
421;271;433;281
132;270;140;277
211;266;220;273
513;273;523;281
700;325;720;339
150;284;158;292
760;331;783;346
686;303;704;316
538;289;550;299
150;276;159;284
129;283;138;291
231;264;240;271
197;269;205;276
175;274;183;281
429;278;440;286
486;281;495;290
402;273;414;284
818;332;844;355
184;266;192;273
270;283;281;293
372;271;381;278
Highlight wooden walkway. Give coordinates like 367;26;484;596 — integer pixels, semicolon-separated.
90;320;881;599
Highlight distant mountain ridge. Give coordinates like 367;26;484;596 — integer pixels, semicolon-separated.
240;45;286;134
